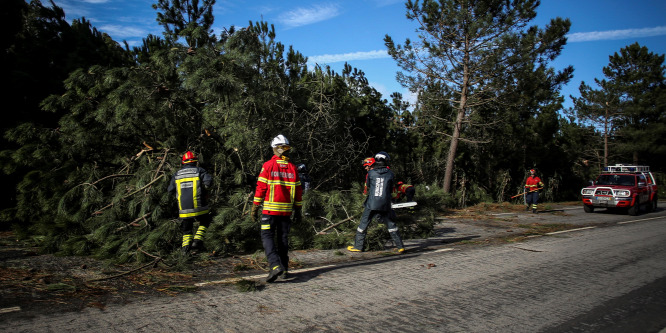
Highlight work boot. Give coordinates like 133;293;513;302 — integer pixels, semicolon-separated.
532;209;537;214
347;245;362;252
278;270;289;281
266;265;284;283
181;245;191;255
191;239;205;252
526;206;530;211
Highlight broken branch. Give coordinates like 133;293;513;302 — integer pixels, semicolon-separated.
115;213;152;232
86;258;161;282
317;215;357;235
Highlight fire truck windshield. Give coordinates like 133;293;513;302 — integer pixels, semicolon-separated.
596;174;635;186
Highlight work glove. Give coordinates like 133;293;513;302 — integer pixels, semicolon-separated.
251;205;260;220
292;207;302;224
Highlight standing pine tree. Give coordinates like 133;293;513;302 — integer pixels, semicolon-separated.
384;0;572;194
570;43;666;169
601;43;665;167
570;80;621;167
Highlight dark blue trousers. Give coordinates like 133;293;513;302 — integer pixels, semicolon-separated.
260;214;291;270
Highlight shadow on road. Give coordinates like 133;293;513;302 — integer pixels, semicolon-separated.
278;230;481;284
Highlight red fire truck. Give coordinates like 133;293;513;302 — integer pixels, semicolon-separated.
580;164;658;216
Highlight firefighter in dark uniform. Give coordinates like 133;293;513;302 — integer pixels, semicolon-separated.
167;151;213;254
252;134;303;282
525;169;544;213
348;151;405;253
297;163;312;193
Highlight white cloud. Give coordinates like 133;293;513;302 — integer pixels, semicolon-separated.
278;4;340;28
567;26;666;42
308;50;389;65
97;25;148;39
54;1;90;18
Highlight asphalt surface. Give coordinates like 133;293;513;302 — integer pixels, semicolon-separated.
2;204;666;332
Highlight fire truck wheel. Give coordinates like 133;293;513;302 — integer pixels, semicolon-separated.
628;200;640;216
583;205;594;213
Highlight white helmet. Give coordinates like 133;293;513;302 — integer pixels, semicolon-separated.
375;151;390;162
271;134;290;148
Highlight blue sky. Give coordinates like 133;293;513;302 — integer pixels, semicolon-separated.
52;0;666;109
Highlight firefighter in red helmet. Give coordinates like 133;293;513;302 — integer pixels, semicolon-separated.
363;157;375;170
525;169;544;213
362;157;375;195
167;151;213;254
395;181;415;202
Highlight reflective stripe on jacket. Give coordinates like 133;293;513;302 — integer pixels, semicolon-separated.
254;155;303;216
168;164;212;218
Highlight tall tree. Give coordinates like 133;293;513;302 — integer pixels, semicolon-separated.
605;43;665;167
1;0;131;223
570;81;621;166
570;43;666;169
384;0;572;193
153;0;216;48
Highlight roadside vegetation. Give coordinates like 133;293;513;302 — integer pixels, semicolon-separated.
1;0;664;265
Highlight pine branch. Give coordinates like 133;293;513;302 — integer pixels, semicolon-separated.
78;174;134;190
92;174;165;215
115;212;151;232
153;148;170;181
137;247;161;259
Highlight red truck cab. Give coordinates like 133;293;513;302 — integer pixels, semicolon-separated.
580;164;658;216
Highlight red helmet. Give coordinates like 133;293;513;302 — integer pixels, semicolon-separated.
362;157;375;167
398;181;404;185
182;151;197;164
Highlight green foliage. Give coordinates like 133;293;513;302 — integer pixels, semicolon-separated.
313;233;351;251
385;0;573;194
304;184;442;251
0;0;133;230
3;0;662;265
571;43;666;170
1;2;404;261
235;279;261;292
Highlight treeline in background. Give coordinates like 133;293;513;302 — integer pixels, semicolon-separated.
1;0;664;263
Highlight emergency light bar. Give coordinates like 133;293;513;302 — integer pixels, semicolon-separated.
603;164;650;173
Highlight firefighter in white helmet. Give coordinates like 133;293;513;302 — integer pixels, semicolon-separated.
251;134;303;282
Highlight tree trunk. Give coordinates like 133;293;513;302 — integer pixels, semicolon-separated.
604;106;609;167
443;104;465;193
443;36;470;194
633;151;639;166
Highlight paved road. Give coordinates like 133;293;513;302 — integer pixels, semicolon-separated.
5;208;666;332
